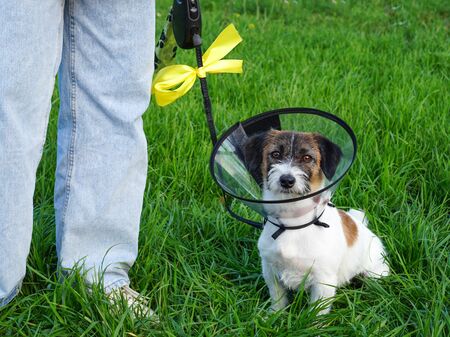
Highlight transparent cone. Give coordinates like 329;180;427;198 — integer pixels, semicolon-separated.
210;108;356;222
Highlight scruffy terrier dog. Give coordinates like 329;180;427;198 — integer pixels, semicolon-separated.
244;130;389;314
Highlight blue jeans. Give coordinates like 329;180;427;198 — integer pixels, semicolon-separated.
0;0;155;307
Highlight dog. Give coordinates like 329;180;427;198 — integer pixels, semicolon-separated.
243;129;389;314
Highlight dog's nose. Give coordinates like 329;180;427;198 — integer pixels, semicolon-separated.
279;174;296;188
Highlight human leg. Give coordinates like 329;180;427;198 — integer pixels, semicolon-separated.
55;0;155;292
0;0;64;307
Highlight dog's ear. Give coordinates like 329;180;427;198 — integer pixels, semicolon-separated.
243;132;267;186
315;134;343;180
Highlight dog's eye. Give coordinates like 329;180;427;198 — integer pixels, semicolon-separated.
270;151;281;159
301;155;313;162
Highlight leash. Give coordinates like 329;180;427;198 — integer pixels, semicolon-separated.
194;45;217;145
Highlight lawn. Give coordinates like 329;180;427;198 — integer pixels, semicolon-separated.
1;0;449;336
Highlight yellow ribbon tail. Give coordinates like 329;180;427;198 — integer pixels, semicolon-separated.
202;24;243;65
200;60;243;76
152;24;243;107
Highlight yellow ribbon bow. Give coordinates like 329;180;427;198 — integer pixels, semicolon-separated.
152;24;243;106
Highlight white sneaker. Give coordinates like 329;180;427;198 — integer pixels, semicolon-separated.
108;285;157;320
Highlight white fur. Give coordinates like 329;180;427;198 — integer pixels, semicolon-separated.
263;161;318;219
258;204;389;314
266;161;309;195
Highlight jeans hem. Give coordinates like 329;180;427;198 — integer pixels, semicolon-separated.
0;282;22;309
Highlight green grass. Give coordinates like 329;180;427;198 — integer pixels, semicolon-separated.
1;0;449;336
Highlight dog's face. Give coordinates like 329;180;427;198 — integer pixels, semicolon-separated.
244;130;342;198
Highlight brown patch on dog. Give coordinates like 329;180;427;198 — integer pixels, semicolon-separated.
338;210;358;247
308;147;324;192
297;133;324;192
309;174;324;193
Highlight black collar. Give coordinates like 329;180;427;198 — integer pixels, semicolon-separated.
264;203;334;240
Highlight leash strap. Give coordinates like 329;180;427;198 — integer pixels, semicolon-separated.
195;46;218;145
